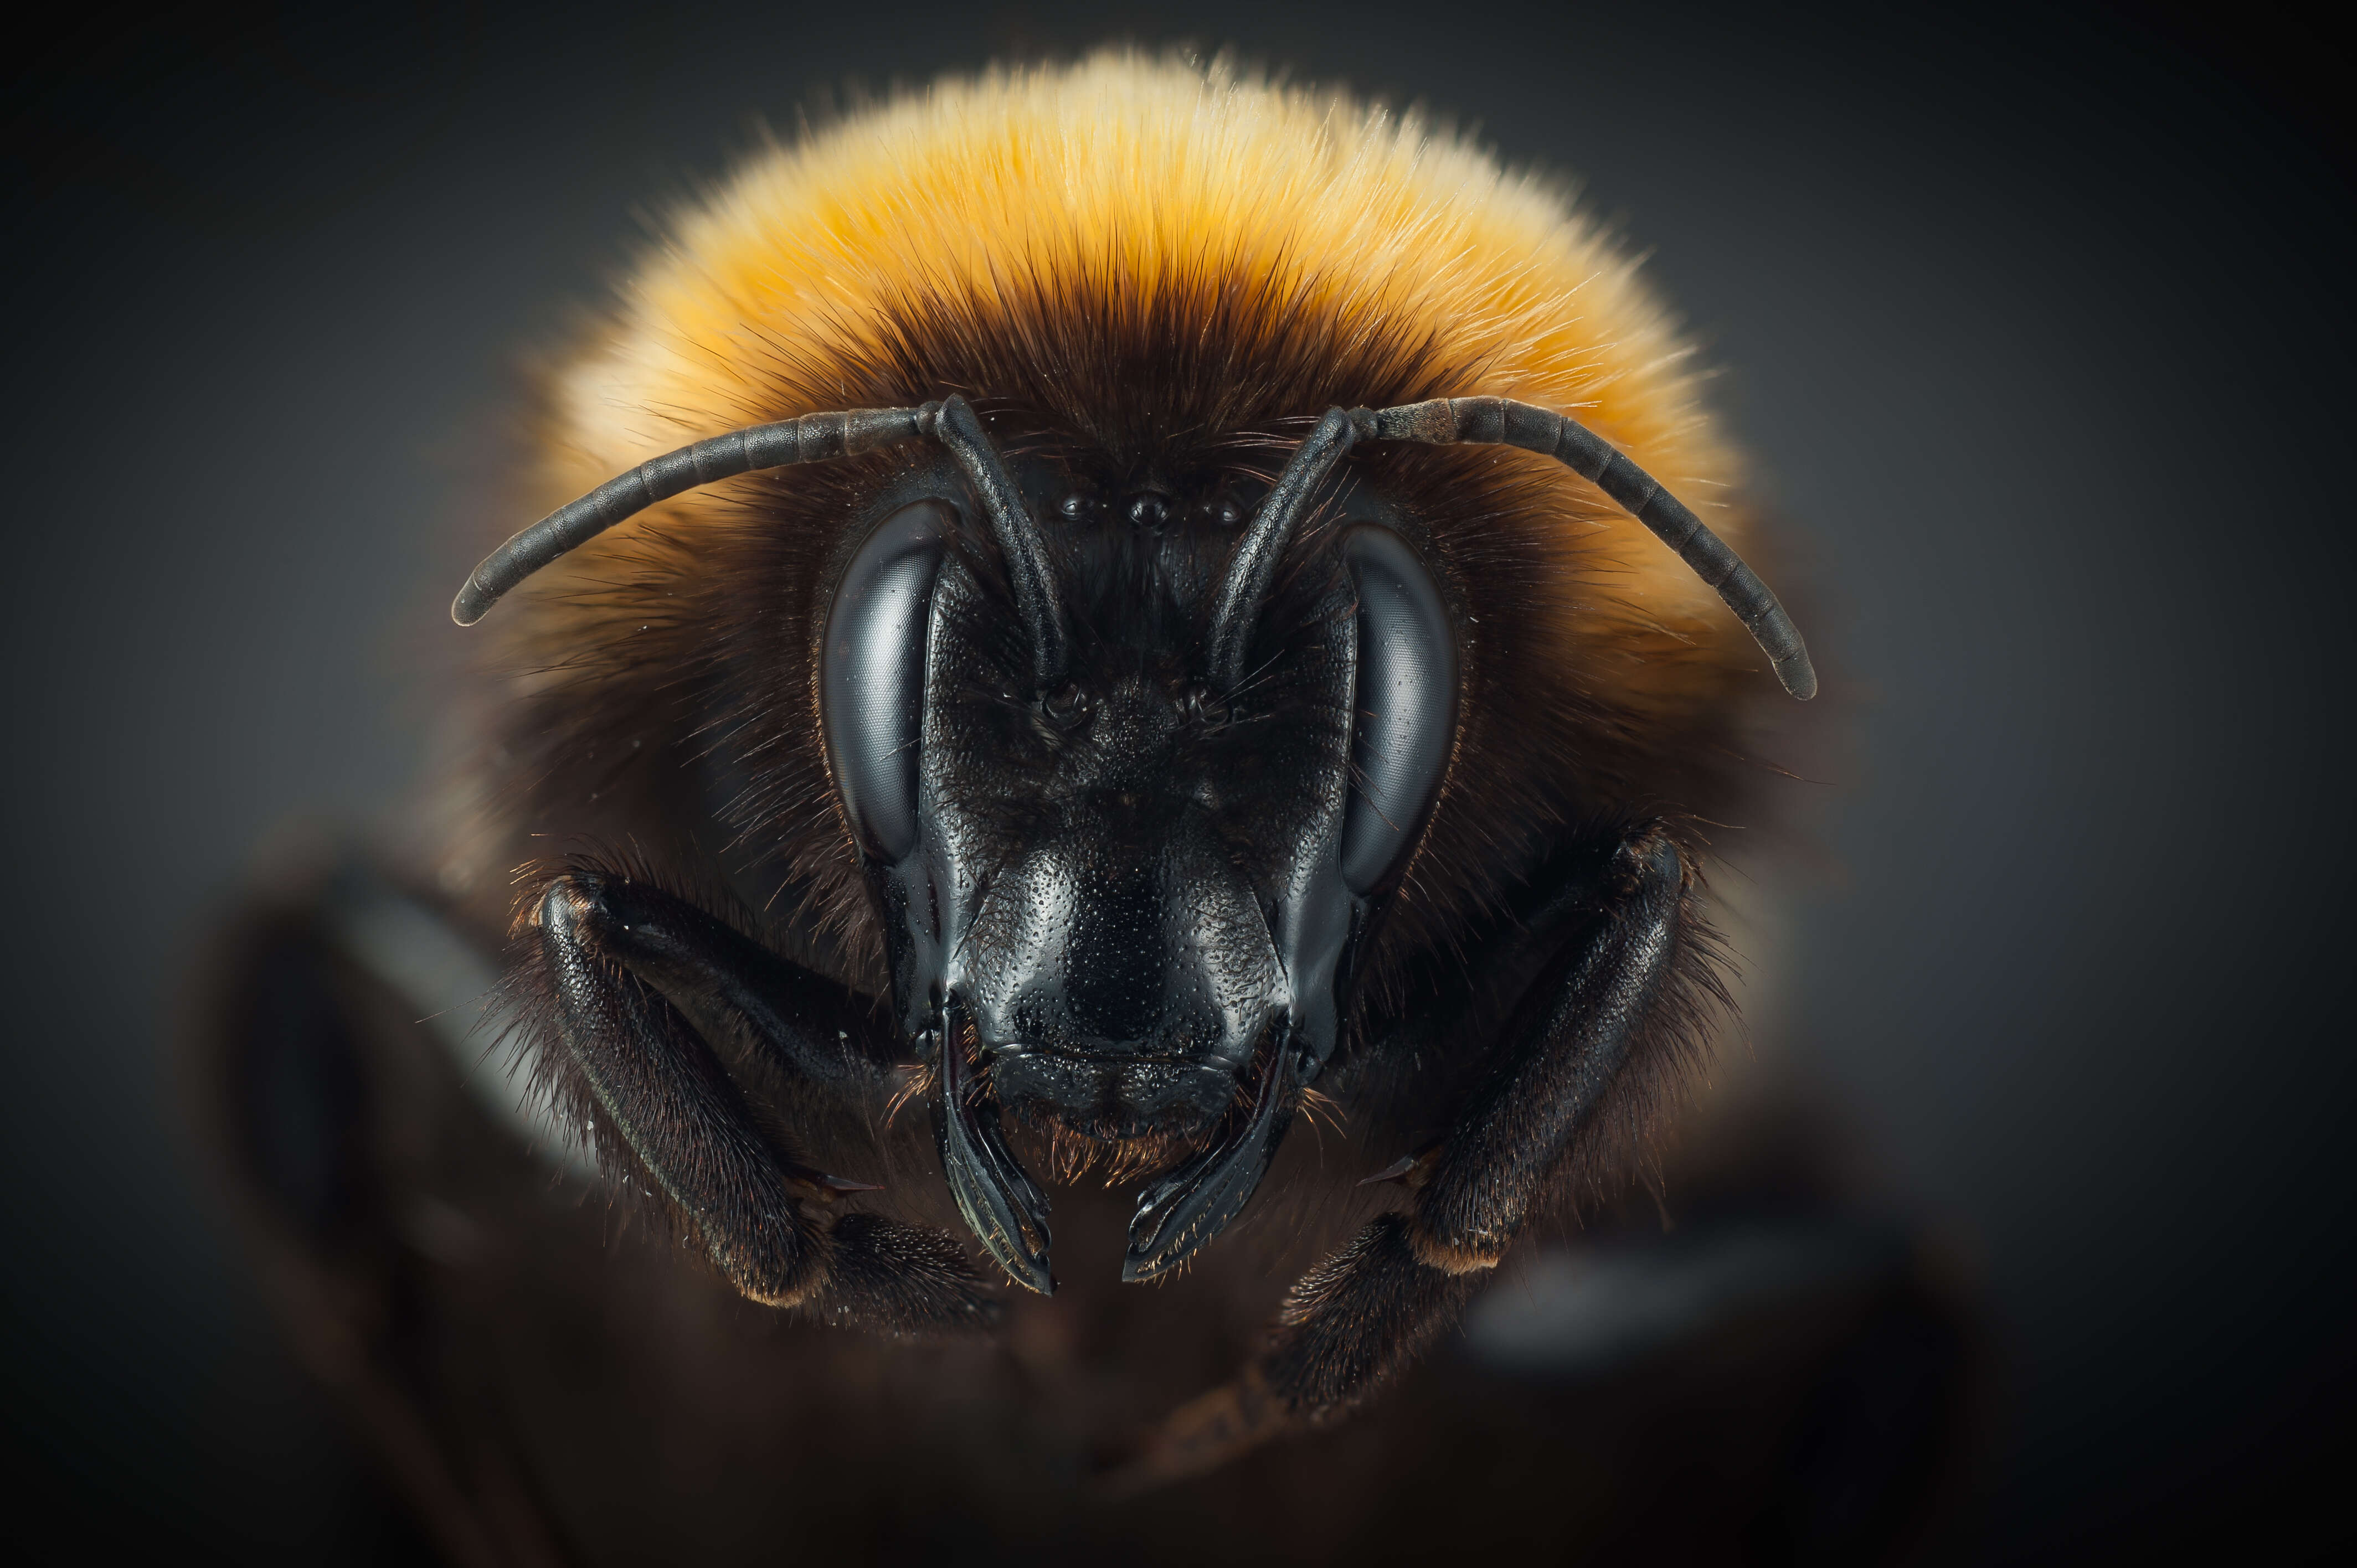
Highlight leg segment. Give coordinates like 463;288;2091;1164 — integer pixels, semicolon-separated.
554;870;893;1095
536;871;997;1332
1275;828;1686;1402
1409;828;1688;1272
1107;826;1694;1488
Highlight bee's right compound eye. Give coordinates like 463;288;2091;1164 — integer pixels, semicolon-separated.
1337;525;1458;897
820;501;954;864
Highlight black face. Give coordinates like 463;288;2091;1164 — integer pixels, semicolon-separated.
822;452;1458;1292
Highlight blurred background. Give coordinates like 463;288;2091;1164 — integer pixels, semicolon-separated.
4;2;2350;1560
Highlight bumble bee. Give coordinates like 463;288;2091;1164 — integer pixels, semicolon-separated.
221;50;1829;1504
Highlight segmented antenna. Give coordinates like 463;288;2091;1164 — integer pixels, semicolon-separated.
1203;408;1359;690
930;395;1069;688
450;404;942;626
1204;399;1818;701
449;397;1069;689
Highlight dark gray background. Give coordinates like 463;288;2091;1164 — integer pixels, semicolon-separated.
5;2;2351;1560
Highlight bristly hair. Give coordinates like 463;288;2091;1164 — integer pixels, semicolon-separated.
444;50;1805;1251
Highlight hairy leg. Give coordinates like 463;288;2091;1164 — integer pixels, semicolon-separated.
534;870;999;1332
1108;826;1694;1487
1408;830;1688;1272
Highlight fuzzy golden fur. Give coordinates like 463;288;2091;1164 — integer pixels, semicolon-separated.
533;50;1749;663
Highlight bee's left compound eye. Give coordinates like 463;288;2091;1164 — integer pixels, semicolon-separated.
820;501;954;864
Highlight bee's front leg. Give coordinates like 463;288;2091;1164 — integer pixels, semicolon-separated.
533;871;999;1332
1261;830;1689;1406
1406;829;1689;1273
1107;826;1695;1488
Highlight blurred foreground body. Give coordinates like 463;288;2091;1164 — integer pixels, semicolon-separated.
188;855;1976;1564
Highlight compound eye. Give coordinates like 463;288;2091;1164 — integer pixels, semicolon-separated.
1338;525;1459;897
820;500;953;864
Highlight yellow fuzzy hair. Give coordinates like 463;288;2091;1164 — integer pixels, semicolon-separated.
527;50;1752;690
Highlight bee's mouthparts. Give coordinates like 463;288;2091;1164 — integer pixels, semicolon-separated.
932;1005;1055;1294
1121;1025;1304;1283
930;1010;1303;1291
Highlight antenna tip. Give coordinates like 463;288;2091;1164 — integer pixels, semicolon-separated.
1778;656;1818;701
